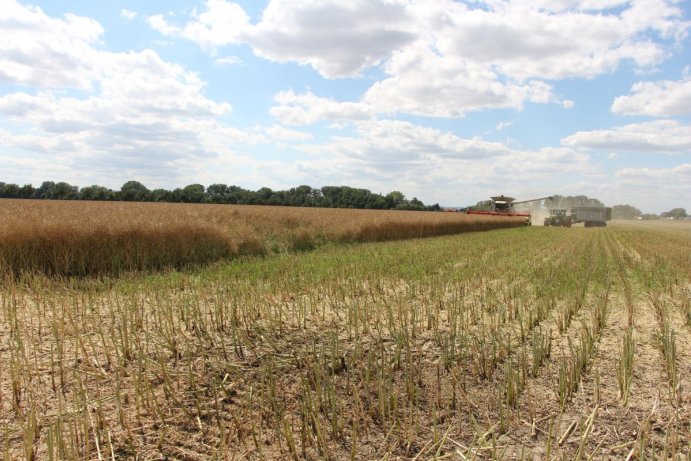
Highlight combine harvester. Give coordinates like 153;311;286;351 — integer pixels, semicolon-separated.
467;195;553;225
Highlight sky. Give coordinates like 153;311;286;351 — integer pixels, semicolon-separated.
0;0;690;213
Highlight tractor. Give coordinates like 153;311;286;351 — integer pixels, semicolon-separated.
544;209;572;227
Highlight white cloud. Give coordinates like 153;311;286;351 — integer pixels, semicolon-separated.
0;1;263;187
284;118;596;204
263;124;313;142
270;90;371;125
245;0;416;78
327;119;512;161
214;55;242;66
432;0;689;82
523;0;630;13
120;9;137;20
612;164;691;211
272;66;559;124
0;0;103;89
148;0;250;52
616;163;691;187
0;86;250;180
150;0;687;80
561;120;691;154
363;45;560;117
612;76;691;116
146;0;687;118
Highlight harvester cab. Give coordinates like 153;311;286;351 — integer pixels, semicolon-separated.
490;195;515;213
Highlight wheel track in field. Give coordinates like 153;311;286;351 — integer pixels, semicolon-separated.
441;230;604;459
488;228;686;460
556;228;689;460
541;228;691;460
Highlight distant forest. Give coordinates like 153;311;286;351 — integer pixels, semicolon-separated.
0;180;441;211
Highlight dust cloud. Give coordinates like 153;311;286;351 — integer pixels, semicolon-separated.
529;208;550;226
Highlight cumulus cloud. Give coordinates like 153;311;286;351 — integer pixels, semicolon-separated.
561;120;691;154
271;90;372;125
245;0;416;78
284;118;596;203
214;55;242;66
148;0;687;119
263;124;313;142
148;0;250;52
150;0;687;80
332;120;512;161
120;9;137;20
612;75;691;116
0;0;103;89
0;1;262;186
616;163;691;185
430;1;668;81
612;164;691;210
363;45;561;117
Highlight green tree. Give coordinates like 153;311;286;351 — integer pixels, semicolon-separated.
469;200;493;211
661;208;687;219
53;182;78;199
181;184;206;203
1;183;20;198
34;181;56;199
206;184;229;203
151;189;170;202
612;204;642;219
170;188;184;202
18;184;35;198
80;185;114;201
288;185;313;206
551;195;605;208
385;191;405;209
120;181;150;201
406;197;425;210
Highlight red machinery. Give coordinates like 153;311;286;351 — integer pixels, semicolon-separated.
467;195;553;222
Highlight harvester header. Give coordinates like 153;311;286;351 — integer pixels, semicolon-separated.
467;195;553;224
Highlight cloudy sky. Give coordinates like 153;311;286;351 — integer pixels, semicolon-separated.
1;0;690;212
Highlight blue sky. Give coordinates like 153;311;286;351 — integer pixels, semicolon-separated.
1;0;690;213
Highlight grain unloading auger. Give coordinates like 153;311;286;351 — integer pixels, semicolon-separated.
466;195;553;225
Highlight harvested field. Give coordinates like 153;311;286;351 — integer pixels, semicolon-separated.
0;219;689;460
0;199;523;277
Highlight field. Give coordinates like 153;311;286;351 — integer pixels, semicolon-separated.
0;200;523;277
0;201;689;460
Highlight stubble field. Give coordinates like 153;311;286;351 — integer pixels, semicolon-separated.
0;201;689;460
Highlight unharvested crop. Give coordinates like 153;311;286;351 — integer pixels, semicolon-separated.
0;199;523;277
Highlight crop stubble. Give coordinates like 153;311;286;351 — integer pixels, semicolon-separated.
0;205;689;460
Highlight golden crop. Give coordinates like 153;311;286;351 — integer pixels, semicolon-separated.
0;199;523;276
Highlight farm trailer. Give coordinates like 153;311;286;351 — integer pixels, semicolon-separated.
545;206;612;227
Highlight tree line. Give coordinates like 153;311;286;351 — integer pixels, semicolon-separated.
0;180;441;211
